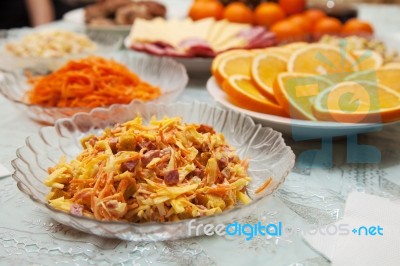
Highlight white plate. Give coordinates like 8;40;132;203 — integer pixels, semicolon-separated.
63;8;131;32
172;57;212;77
206;77;397;138
0;29;123;72
63;0;190;32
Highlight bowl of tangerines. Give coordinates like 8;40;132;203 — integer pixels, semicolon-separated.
188;0;374;43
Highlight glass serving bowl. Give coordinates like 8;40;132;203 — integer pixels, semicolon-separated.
0;51;188;124
0;29;123;72
12;102;295;242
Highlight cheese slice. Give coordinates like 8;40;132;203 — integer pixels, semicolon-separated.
166;18;189;46
216;38;248;52
190;18;215;40
207;20;228;50
129;17;254;52
169;18;215;46
212;21;250;49
130;18;171;45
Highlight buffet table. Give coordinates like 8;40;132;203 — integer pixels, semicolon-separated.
1;3;400;265
1;77;400;265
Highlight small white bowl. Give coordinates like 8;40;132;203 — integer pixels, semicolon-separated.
0;29;123;72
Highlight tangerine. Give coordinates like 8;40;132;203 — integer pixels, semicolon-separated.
303;9;326;23
189;0;224;21
342;18;374;36
223;2;254;24
270;19;304;43
278;0;306;15
289;14;312;33
312;16;342;40
254;2;286;28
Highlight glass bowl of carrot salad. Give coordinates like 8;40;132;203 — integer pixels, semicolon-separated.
12;102;295;241
0;52;188;124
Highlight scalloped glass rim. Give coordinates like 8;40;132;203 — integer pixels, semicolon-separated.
0;52;188;124
12;101;295;241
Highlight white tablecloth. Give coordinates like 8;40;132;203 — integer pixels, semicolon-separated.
2;78;400;265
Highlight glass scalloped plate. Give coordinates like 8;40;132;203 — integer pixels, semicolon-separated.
0;52;188;125
11;101;295;242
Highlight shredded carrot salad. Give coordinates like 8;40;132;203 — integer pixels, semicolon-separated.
27;56;161;108
45;117;252;222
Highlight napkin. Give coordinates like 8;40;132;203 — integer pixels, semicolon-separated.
0;163;11;179
303;192;400;266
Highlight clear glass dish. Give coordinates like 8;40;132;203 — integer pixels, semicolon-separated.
0;51;188;124
11;102;295;242
0;29;124;72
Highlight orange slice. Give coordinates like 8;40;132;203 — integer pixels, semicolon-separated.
253;47;292;60
284;42;308;51
287;44;358;74
251;53;287;102
215;53;253;85
273;72;333;120
211;49;250;75
382;62;400;69
312;81;400;123
372;68;400;93
352;50;383;70
345;68;400;93
222;75;287;116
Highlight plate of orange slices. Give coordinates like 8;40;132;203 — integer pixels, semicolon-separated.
207;40;400;137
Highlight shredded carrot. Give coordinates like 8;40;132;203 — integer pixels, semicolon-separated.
255;177;272;194
27;56;161;108
45;117;253;222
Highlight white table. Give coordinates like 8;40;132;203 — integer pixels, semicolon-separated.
0;85;318;265
2;76;400;265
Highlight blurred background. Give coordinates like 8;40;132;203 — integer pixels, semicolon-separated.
0;0;399;30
